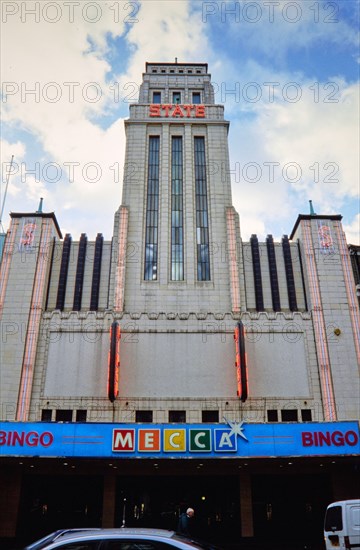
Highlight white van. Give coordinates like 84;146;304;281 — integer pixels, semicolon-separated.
324;499;360;549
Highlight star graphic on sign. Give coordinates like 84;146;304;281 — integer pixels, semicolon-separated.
223;417;248;441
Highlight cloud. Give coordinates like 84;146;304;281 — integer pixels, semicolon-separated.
1;2;130;237
343;214;360;245
0;139;26;203
1;1;214;238
217;0;359;61
112;1;212;94
218;59;359;240
1;0;357;246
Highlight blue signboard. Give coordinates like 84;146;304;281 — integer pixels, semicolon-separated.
0;420;359;459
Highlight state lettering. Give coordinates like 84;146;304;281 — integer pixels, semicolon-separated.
148;104;206;118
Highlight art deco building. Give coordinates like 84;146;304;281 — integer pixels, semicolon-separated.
0;62;359;548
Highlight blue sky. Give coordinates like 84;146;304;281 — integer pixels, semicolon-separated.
1;0;359;243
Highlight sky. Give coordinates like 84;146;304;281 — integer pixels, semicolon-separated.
1;0;359;244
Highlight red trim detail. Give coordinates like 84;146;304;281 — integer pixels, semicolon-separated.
234;321;248;402
108;322;120;402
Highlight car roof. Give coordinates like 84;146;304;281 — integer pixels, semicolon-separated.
25;528;178;549
60;528;176;537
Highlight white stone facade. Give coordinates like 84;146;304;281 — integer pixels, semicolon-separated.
1;62;359;426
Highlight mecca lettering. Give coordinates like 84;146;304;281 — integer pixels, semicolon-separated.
112;427;238;453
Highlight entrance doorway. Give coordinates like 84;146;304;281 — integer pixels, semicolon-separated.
17;475;103;543
115;475;240;543
252;473;331;546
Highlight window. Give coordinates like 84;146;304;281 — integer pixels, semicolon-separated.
281;409;298;422
192;92;201;104
194;137;210;281
267;410;278;422
55;410;73;422
135;410;153;423
171;137;184;281
172;91;181;104
106;542;174;550
169;410;186;423
324;506;343;532
187;70;193;74
196;70;202;74
58;544;98;550
179;70;184;74
301;409;312;422
202;410;219;423
41;409;52;422
76;410;87;422
144;137;160;280
152;91;161;104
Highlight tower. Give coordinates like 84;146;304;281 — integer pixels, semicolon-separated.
109;62;243;409
112;62;241;315
290;213;360;420
0;209;62;420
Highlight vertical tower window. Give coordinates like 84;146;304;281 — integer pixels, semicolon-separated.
171;137;184;281
250;234;264;311
73;233;87;311
90;233;103;311
56;233;72;311
144;136;160;280
152;91;161;103
266;234;281;312
173;91;181;104
194;137;210;281
192;92;201;104
282;235;298;311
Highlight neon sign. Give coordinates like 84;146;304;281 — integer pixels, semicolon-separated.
318;222;334;253
112;427;239;453
302;430;358;447
149;104;206;118
234;321;248;402
19;217;37;251
108;321;120;402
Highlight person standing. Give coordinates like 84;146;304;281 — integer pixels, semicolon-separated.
177;507;195;536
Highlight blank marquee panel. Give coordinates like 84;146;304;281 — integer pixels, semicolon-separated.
246;333;310;398
120;333;237;398
44;331;310;399
45;333;109;397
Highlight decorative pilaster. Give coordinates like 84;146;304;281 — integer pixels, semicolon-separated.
16;219;54;421
114;206;129;312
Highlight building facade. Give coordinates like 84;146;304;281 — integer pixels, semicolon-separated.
0;62;359;548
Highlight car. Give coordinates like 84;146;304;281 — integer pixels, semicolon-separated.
23;527;223;550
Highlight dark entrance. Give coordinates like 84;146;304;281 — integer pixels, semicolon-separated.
115;475;240;544
252;473;331;547
17;475;103;543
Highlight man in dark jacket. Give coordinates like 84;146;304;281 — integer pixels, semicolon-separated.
177;507;195;536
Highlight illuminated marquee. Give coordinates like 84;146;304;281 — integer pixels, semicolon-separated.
108;321;120;402
234;321;248;402
0;421;359;458
149;104;206;118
